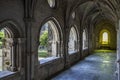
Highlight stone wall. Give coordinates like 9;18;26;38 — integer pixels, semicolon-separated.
37;58;64;80
1;0;118;80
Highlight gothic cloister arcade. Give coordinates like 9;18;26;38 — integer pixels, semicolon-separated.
0;0;120;80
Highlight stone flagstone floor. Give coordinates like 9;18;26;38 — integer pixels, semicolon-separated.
52;51;116;80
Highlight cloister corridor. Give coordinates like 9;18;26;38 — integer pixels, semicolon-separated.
52;50;116;80
1;0;120;80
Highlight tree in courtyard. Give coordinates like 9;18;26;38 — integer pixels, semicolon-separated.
40;30;48;47
0;31;5;46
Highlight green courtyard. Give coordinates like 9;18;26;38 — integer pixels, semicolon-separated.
38;50;48;58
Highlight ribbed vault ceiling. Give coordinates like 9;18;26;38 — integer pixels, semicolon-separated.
69;0;120;28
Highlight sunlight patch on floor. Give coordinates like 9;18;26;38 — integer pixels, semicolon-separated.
94;50;116;53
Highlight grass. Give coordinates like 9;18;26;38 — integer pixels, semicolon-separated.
94;49;116;53
38;50;48;57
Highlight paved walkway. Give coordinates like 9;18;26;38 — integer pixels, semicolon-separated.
52;51;116;80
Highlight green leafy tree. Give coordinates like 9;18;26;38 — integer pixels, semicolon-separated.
40;30;48;46
0;31;5;45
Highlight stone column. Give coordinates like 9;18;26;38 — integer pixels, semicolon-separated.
117;20;120;80
64;40;70;68
74;40;76;51
60;41;63;57
17;38;25;69
56;41;59;57
63;27;70;68
76;40;79;52
10;38;18;71
48;41;52;56
52;41;56;56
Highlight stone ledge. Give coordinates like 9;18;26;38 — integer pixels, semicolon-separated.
0;71;16;79
39;57;60;65
69;51;78;54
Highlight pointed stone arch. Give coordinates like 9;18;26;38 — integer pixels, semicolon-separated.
38;17;63;63
68;25;79;54
0;20;24;72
